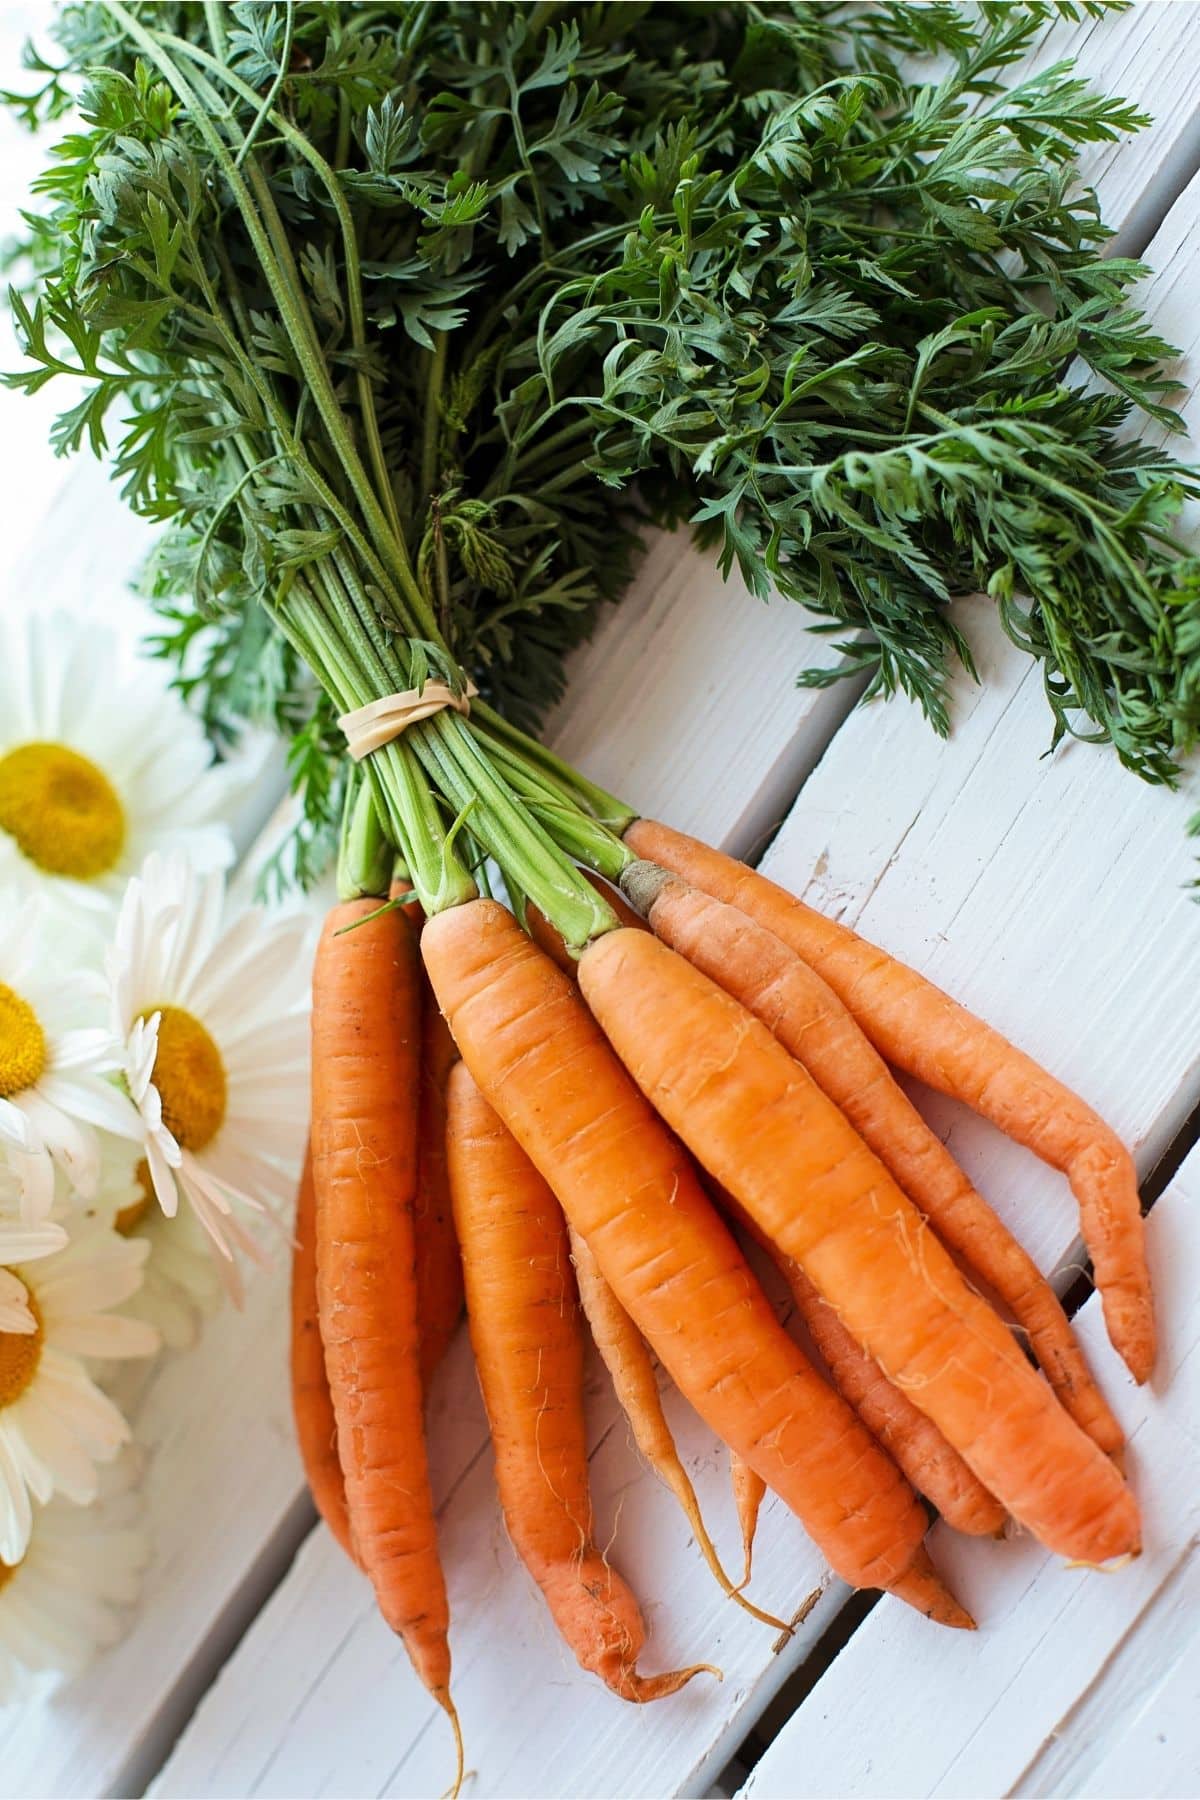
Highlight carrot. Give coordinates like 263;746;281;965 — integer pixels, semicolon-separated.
312;900;461;1781
578;924;1140;1568
445;1061;715;1699
773;1244;1004;1537
626;819;1153;1385
423;900;971;1627
722;1201;1004;1538
568;1222;788;1633
290;1145;355;1562
415;995;463;1386
627;862;1121;1458
730;1457;766;1589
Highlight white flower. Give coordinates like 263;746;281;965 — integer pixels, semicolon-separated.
0;1165;67;1305
0;609;237;934
0;893;139;1217
0;1218;157;1563
108;852;309;1299
0;1451;149;1705
88;1135;221;1351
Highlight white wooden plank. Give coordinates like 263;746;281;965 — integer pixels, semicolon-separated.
7;7;1200;1797
740;1146;1200;1800
548;532;857;861
1018;1548;1200;1798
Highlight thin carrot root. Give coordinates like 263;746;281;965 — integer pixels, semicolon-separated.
424;901;959;1625
625;819;1154;1386
446;1060;715;1701
436;1690;465;1800
569;1224;789;1635
730;1455;766;1588
624;856;1123;1458
577;924;1140;1568
890;1547;976;1631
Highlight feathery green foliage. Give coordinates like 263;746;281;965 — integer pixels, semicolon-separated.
5;0;1200;890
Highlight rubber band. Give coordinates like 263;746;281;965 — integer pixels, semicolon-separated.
338;680;478;761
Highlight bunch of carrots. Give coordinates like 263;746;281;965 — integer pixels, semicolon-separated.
292;797;1150;1792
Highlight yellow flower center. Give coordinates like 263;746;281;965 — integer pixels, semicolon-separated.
0;742;126;879
0;984;47;1099
0;1281;43;1407
114;1160;155;1236
144;1006;227;1151
0;1554;22;1592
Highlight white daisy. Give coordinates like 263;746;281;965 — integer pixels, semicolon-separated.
0;892;139;1217
108;851;309;1300
88;1135;222;1352
0;1218;157;1563
0;609;238;935
0;1163;68;1290
0;1450;149;1705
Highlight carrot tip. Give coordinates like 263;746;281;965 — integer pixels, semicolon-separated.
622;1660;722;1701
728;1588;791;1635
436;1690;465;1800
890;1547;976;1631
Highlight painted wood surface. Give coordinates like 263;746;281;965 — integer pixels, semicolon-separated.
741;1147;1200;1800
0;5;1198;1797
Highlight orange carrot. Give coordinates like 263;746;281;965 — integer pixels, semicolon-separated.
730;1457;766;1589
445;1061;715;1698
423;900;970;1627
627;861;1121;1457
312;900;461;1779
723;1202;1004;1538
568;1222;788;1633
777;1252;1005;1539
626;819;1153;1385
579;924;1139;1568
415;994;463;1386
290;1145;355;1562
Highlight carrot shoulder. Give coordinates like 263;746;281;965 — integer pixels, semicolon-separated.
445;1061;712;1700
422;900;968;1626
290;1145;355;1561
578;926;1140;1568
625;818;1153;1386
627;862;1121;1457
311;900;459;1768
